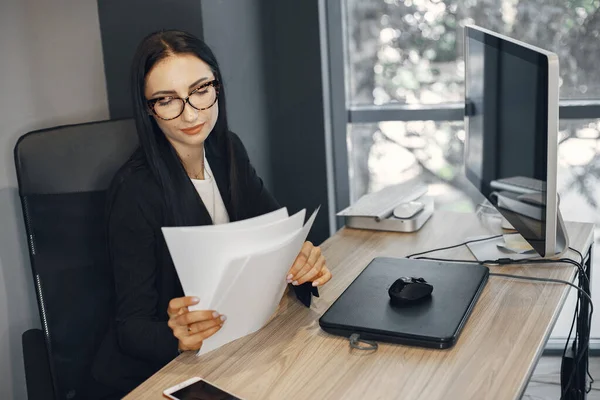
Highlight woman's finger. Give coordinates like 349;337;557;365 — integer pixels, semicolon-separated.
175;310;220;327
311;265;332;287
188;315;227;334
295;255;326;285
167;296;200;317
197;324;223;340
292;246;322;283
286;241;313;280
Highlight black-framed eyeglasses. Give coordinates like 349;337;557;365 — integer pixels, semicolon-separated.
147;79;220;121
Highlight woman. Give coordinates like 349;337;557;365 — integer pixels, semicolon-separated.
91;30;331;398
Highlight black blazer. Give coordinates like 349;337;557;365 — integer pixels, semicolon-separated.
91;131;317;397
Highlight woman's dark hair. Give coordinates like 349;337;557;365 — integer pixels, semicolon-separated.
130;30;239;225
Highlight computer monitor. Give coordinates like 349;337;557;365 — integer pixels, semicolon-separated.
463;24;568;258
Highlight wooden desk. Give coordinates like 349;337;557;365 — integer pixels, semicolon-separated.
127;211;593;400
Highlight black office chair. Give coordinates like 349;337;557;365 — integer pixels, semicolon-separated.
14;119;139;400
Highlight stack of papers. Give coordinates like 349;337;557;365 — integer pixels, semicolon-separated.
162;207;319;355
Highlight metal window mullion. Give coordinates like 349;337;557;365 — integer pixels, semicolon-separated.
319;0;338;236
322;0;351;230
559;101;600;119
349;103;464;123
348;101;600;123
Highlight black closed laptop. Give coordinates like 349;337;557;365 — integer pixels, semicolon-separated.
319;257;489;349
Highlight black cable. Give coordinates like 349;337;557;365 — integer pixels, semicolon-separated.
408;244;593;396
414;256;483;264
488;257;589;287
552;258;590;287
567;255;593;394
569;246;585;266
562;302;592;399
413;249;592;370
573;256;594;392
571;273;592;397
572;246;596;388
489;271;593;400
565;268;594;393
564;284;582;395
409;240;589;286
414;256;590;288
406;234;503;259
410;245;591;323
488;273;593;308
571;283;582;394
563;289;579;382
492;268;592;399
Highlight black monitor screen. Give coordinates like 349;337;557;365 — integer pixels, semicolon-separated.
464;27;549;255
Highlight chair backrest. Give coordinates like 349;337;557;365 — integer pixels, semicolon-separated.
14;118;139;400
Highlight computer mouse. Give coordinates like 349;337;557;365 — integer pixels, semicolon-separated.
388;276;433;306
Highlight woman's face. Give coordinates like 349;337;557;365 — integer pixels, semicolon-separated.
144;54;219;152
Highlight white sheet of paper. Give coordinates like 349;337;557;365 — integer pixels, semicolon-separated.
205;221;306;310
197;208;319;355
177;207;288;232
211;207;320;310
162;208;305;309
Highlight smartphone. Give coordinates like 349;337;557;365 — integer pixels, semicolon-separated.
163;377;243;400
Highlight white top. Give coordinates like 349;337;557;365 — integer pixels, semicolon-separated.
190;156;230;225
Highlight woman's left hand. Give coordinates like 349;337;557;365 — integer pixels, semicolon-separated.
286;241;332;287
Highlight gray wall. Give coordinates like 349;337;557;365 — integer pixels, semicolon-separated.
0;1;109;398
261;0;330;244
200;0;273;187
201;0;330;243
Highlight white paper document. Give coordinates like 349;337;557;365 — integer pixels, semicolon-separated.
198;209;318;355
161;207;319;355
162;208;306;309
177;207;289;232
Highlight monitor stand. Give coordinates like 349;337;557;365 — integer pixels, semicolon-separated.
466;210;569;262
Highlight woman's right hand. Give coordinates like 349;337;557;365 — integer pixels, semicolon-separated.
167;296;226;352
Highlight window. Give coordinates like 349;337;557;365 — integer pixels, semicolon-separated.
346;0;600;106
348;121;474;210
325;0;600;221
